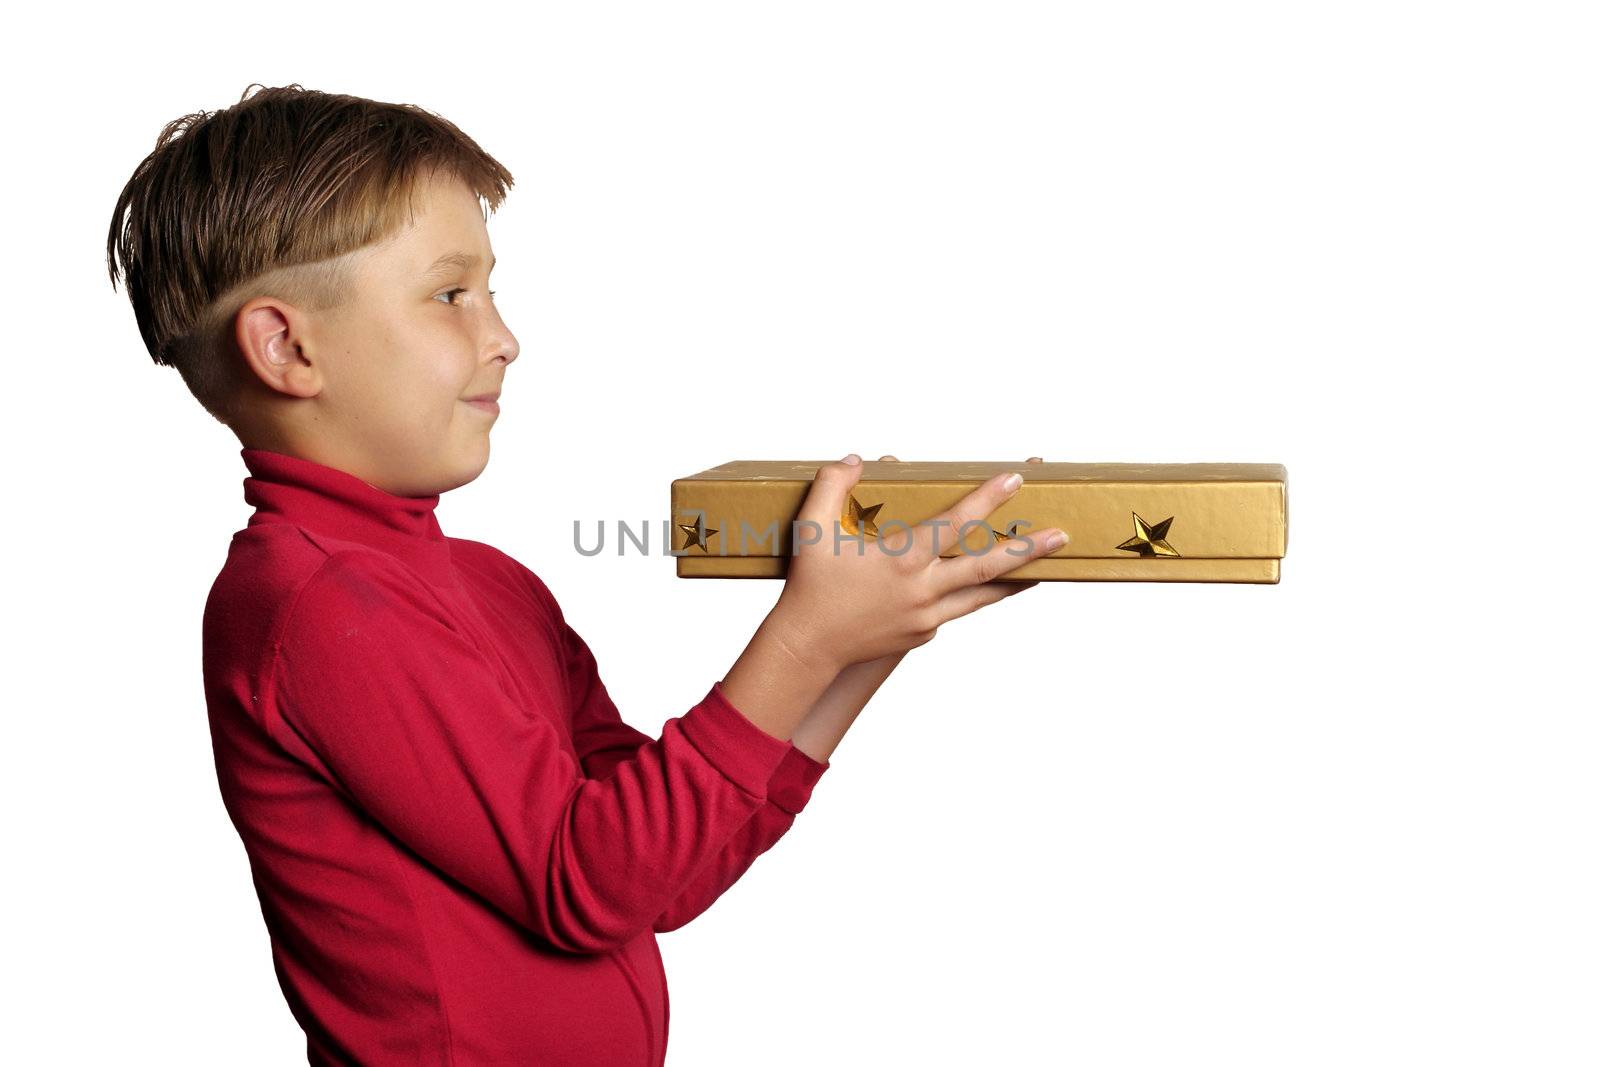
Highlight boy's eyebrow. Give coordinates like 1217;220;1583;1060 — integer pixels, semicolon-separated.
422;251;496;277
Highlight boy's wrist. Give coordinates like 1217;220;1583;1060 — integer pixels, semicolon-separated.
719;609;842;744
759;600;843;678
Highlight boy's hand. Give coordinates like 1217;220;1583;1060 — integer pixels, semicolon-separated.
788;456;1047;763
834;454;1044;678
767;453;1063;674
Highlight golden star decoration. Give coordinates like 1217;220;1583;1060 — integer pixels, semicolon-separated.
676;515;718;552
1115;511;1180;557
841;495;884;538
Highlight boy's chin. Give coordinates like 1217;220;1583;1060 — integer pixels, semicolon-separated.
446;434;493;488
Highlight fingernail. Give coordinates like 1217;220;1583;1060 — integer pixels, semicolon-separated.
1002;472;1023;493
1045;529;1068;551
842;453;860;465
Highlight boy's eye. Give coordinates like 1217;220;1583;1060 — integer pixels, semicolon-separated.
434;288;498;306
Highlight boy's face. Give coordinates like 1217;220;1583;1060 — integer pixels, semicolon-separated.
242;167;520;496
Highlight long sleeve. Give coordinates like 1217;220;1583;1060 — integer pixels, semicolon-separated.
553;594;831;932
266;550;794;957
650;747;829;932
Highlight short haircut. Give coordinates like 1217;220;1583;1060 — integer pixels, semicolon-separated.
106;83;514;427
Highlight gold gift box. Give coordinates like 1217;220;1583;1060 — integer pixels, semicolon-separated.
670;460;1288;584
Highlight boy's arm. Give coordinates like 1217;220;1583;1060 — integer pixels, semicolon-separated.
268;551;801;957
566;619;904;932
586;722;828;933
787;650;906;764
655;656;905;931
558;612;834;933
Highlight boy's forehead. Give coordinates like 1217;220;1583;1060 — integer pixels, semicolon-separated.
370;178;494;275
421;249;496;277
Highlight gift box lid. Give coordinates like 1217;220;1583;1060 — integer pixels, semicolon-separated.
670;460;1288;563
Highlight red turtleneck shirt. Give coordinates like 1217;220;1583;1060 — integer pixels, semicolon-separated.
201;448;830;1066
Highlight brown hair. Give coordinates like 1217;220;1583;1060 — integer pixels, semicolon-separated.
106;83;514;427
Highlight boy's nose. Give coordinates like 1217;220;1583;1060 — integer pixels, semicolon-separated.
487;329;519;365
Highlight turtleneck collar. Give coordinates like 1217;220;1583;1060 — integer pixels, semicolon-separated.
240;447;457;587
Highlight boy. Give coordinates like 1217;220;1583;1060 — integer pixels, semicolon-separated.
106;84;1065;1065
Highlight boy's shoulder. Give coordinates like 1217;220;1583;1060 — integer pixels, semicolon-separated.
200;522;578;735
444;534;562;614
202;525;400;675
204;522;561;643
209;522;395;610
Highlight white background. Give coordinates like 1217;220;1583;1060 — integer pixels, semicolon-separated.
4;2;1595;1063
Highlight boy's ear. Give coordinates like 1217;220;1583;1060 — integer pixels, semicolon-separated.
236;297;322;399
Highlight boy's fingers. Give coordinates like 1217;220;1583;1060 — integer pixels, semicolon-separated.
933;576;1039;625
794;455;865;533
914;469;1025;559
932;522;1066;596
795;454;1026;556
918;458;1045;577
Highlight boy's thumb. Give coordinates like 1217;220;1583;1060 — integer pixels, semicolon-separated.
795;454;864;530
